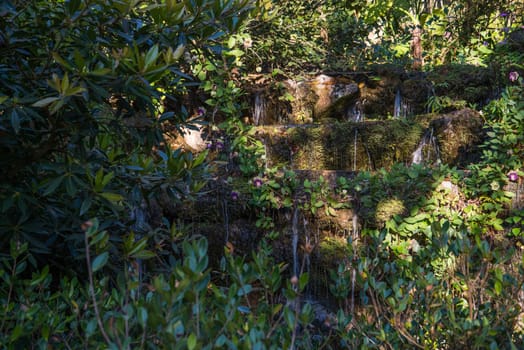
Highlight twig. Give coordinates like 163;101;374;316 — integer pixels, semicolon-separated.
84;232;112;346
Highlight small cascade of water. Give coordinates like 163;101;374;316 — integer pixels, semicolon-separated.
291;206;300;279
393;88;411;118
348;101;363;122
353;129;358;171
412;127;441;165
303;215;310;276
426;85;436;114
350;211;360;316
393;88;402;118
222;198;230;243
253;91;267;126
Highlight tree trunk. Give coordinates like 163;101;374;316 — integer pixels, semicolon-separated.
411;26;423;70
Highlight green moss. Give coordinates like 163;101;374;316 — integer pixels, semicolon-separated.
258;109;483;171
281;121;425;170
316;93;360;121
428;64;497;106
430;109;484;166
375;197;406;224
317;236;351;263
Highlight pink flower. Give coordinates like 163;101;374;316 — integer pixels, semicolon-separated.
243;38;253;49
508;171;519;182
231;191;239;200
197;107;206;116
253;177;263;187
509;71;519;82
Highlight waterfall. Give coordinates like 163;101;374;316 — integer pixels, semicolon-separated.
292;206;300;278
350;211;360;316
426;85;436;114
412;127;441;165
253;91;267;126
303;215;310;276
393;88;411;118
349;101;363;122
222;198;230;243
393;88;402;118
353;129;358;171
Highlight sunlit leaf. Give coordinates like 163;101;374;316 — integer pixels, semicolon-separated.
99;192;124;202
32;97;60;108
187;333;197;350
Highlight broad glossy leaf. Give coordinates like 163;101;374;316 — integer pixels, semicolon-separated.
99;192;124;202
32;97;60;108
79;197;92;216
43;175;65;196
144;44;159;70
132;250;156;259
187;333;197;350
91;252;109;272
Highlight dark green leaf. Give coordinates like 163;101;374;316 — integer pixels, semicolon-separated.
43;175;65;196
80;197;92;216
10;109;20;134
91;252;109;272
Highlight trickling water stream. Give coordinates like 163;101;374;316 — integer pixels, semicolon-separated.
303;215;311;276
394;88;402;118
291;206;300;278
349;101;363;122
393;88;412;118
353;129;358;171
253;91;267;126
412;127;441;165
350;211;360;316
222;198;230;243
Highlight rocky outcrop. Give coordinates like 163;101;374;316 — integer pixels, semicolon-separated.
258;108;484;171
243;64;499;125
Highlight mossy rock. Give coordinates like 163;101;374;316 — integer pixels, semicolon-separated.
316;89;360;122
282;120;424;171
400;77;433;115
428;64;498;107
375;197;406;225
430;108;484;166
315;236;351;263
258;107;484;172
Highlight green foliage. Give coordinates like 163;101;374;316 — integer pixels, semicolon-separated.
240;0;523;73
1;232;319;349
342;223;524;349
2;1;524;349
0;0;254;270
245;0;330;72
222;118;266;177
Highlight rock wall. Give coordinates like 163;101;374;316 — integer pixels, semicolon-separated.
243;64;498;125
259;109;484;171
